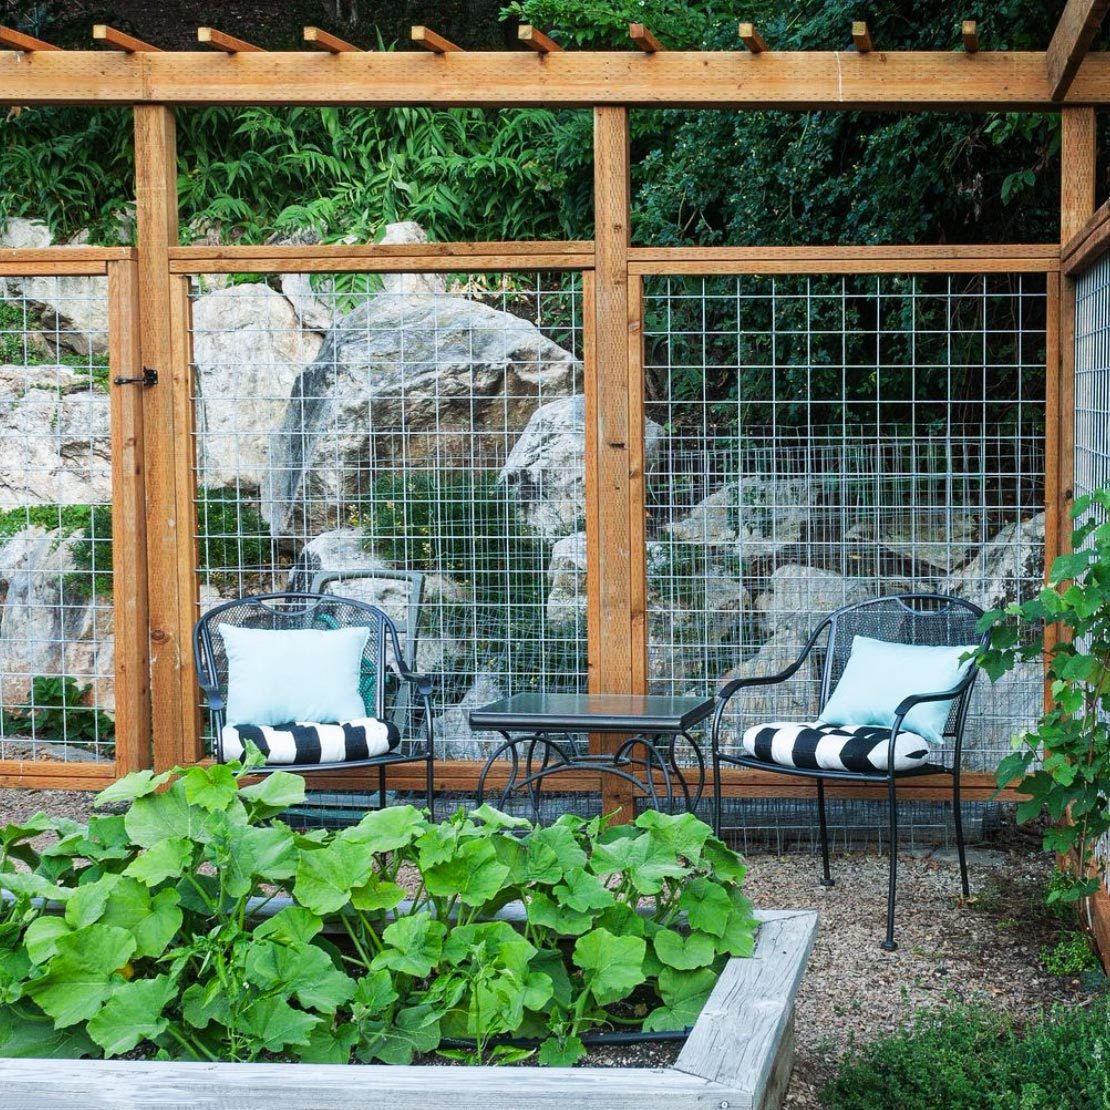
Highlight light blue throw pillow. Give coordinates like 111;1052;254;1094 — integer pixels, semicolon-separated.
818;635;976;745
219;625;371;727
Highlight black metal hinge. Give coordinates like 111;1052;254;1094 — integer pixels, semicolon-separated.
113;367;158;387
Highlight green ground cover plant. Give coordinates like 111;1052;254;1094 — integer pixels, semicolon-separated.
822;1000;1110;1110
0;675;114;752
0;757;756;1065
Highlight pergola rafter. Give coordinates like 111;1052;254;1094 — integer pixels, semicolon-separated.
1049;0;1110;99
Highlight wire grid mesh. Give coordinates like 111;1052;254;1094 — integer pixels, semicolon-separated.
1074;255;1110;885
189;271;587;761
0;275;116;763
643;273;1047;807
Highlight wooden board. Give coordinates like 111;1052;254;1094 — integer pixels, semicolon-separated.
675;910;817;1108
7;50;1110;109
1049;0;1110;100
1062;196;1110;275
107;260;151;775
0;910;813;1110
134;105;188;774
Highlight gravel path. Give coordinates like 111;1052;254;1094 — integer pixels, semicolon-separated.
0;789;1088;1106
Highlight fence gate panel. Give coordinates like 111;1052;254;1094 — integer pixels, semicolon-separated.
0;259;148;787
641;270;1048;831
181;267;588;794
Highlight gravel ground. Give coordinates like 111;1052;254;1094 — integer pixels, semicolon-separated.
0;789;1092;1105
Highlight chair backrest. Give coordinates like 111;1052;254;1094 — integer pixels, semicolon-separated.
194;592;405;728
818;594;987;740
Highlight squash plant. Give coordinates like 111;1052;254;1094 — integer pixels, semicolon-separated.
0;756;756;1065
977;490;1110;902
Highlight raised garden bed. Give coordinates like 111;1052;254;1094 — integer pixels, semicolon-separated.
2;909;816;1110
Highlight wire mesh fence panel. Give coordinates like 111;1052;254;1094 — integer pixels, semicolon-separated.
189;270;587;762
643;273;1047;785
1075;255;1110;883
0;275;116;764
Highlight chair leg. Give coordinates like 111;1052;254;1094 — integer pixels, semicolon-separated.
816;778;834;887
378;764;387;811
712;749;723;837
881;775;899;951
953;770;970;897
426;753;435;822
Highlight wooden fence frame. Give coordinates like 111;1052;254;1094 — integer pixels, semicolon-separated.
0;16;1101;806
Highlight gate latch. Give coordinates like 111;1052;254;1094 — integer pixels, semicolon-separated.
113;367;158;387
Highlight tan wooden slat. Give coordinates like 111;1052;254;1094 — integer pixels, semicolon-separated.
627;272;648;694
0;247;134;271
169;276;202;764
303;27;361;53
0;761;116;789
198;27;264;53
629;243;1061;261
1044;268;1062;714
93;25;160;52
0;26;59;51
591;106;636;822
1062;196;1110;274
411;26;461;53
739;23;767;53
1048;0;1110;100
107;259;151;776
629;257;1059;275
583;271;601;697
518;26;561;54
962;21;979;54
851;21;873;53
629;24;664;52
5;50;1110;109
135;105;188;774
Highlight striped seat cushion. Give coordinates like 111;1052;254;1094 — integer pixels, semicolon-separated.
741;722;931;774
221;717;400;766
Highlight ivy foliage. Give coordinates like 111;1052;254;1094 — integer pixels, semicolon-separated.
0;758;756;1065
977;489;1110;902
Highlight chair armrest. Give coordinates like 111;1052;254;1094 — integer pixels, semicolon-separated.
716;619;830;705
196;675;224;713
892;668;978;721
400;670;434;698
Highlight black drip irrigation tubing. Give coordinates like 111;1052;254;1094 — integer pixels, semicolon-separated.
440;1027;691;1051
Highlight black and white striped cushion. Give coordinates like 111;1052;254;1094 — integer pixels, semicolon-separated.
741;722;931;774
221;717;400;765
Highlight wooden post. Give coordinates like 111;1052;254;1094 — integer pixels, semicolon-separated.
107;259;151;774
135;106;198;770
1057;108;1096;558
589;107;646;821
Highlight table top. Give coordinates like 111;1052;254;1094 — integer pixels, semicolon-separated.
467;691;716;733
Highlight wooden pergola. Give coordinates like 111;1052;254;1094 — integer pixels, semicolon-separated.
0;3;1107;817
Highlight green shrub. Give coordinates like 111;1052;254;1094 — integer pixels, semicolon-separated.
0;758;756;1064
823;1002;1110;1110
195;488;273;588
1;675;114;751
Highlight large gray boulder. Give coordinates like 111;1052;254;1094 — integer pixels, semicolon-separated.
940;513;1045;613
754;564;874;638
265;292;580;534
499;396;662;539
846;509;980;574
0;379;110;507
192;284;323;491
546;530;587;627
0;525;114;721
430;672;506;761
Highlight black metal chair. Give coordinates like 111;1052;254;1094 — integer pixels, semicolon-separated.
711;594;986;950
194;591;435;816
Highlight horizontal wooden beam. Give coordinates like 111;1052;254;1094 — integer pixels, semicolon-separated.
518;25;561;54
852;21;873;54
303;27;361;53
0;760;116;790
1062;194;1110;274
198;27;263;54
93;24;160;52
0;25;59;51
628;242;1060;274
412;26;461;54
1048;0;1110;99
629;23;664;53
739;23;767;54
167;240;594;273
3;50;1110;108
963;20;979;54
0;246;136;273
